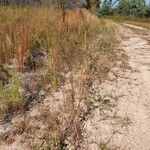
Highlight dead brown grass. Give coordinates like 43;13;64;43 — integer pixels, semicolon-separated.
0;6;118;150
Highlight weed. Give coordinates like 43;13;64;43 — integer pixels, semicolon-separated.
0;68;24;116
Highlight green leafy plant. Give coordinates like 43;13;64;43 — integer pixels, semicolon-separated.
0;68;24;115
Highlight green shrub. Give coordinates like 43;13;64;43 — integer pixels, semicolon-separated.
144;6;150;17
115;0;147;17
0;68;24;114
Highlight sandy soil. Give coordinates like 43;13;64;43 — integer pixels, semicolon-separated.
82;24;150;150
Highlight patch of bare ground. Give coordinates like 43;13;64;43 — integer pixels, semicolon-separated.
81;24;150;149
124;23;150;44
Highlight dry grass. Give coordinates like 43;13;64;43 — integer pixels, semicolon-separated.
0;7;116;71
0;6;118;149
0;6;118;116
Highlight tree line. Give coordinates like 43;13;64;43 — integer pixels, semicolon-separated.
99;0;150;17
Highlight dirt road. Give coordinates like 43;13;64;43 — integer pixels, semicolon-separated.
83;24;150;150
117;23;150;149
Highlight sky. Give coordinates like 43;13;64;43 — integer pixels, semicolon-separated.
146;0;150;5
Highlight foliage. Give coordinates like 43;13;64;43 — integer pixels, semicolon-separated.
99;0;150;18
100;0;114;15
144;6;150;17
115;0;147;17
0;68;24;115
